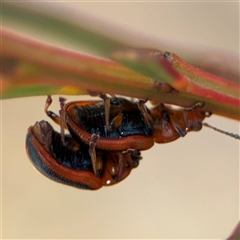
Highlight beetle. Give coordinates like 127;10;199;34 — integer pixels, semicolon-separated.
43;95;210;176
45;95;155;151
27;96;239;190
26;120;141;190
45;95;210;150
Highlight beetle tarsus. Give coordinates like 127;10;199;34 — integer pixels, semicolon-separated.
44;96;54;117
45;95;52;111
45;96;65;127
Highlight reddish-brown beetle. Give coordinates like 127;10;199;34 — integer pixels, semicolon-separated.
45;96;155;151
44;95;210;176
45;95;209;149
26;120;141;190
26;96;239;190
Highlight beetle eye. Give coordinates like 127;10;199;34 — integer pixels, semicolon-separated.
125;162;130;168
132;160;139;168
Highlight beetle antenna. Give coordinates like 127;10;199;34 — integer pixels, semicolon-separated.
203;122;240;140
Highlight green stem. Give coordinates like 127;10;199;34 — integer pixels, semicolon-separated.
1;29;240;120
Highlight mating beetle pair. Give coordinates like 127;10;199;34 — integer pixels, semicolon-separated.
26;120;141;190
26;95;210;190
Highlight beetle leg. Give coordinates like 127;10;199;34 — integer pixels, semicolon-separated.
45;96;60;125
89;133;102;176
44;96;68;129
99;94;111;130
184;102;212;118
122;149;142;163
185;102;204;111
114;149;139;181
138;99;154;129
114;149;141;180
99;93;122;133
115;152;124;180
59;97;67;145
